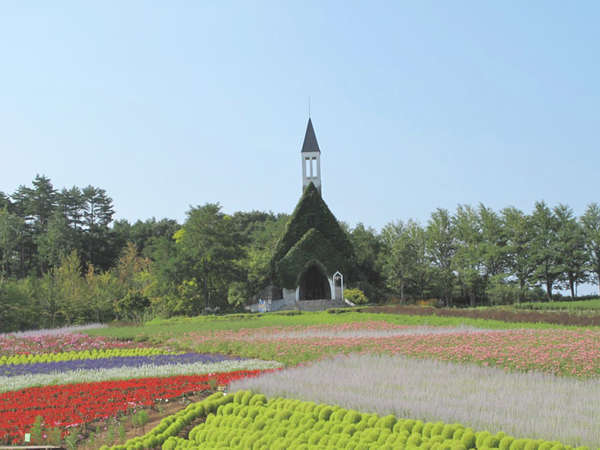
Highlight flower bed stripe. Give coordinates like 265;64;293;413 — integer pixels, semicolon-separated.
0;353;242;377
0;371;274;444
0;358;283;393
0;333;149;356
183;325;600;376
0;348;177;366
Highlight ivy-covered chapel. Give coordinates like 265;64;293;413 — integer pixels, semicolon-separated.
266;119;355;307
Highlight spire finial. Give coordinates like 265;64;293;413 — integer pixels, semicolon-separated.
308;96;311;118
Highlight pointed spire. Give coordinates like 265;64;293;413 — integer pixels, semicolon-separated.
301;118;321;153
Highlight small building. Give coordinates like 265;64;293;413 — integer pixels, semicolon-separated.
251;119;356;312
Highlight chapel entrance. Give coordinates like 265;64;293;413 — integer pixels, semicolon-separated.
298;264;331;300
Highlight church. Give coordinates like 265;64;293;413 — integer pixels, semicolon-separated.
253;119;356;312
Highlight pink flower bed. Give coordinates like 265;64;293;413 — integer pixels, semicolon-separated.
0;333;150;356
182;322;600;377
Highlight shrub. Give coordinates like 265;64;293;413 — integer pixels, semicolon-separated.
345;288;369;305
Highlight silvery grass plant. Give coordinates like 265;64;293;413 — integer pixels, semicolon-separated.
0;323;107;338
231;353;599;447
0;358;282;393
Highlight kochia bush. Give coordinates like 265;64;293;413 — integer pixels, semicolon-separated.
108;391;584;450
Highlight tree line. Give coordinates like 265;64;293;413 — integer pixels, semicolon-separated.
376;203;600;307
2;175;600;332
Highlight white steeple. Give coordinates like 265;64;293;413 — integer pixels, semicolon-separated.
301;118;322;194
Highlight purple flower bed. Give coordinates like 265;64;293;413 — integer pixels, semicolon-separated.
0;353;243;377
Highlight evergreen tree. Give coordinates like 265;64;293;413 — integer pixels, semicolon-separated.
530;201;561;301
452;205;483;306
502;207;535;302
426;208;456;306
581;203;600;295
554;205;587;299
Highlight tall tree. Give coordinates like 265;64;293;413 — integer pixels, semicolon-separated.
172;204;245;314
349;223;384;300
80;186;115;269
380;221;411;302
58;186;85;230
554;205;587;299
452;205;483;306
35;211;73;272
0;192;11;211
502;207;535;302
426;208;456;306
581;203;600;295
0;208;25;277
478;204;507;280
380;220;429;302
81;186;114;230
530;201;561;301
29;175;58;233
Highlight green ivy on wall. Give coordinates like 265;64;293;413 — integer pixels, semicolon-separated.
271;183;355;289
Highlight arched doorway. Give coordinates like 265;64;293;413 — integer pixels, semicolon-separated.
298;264;331;300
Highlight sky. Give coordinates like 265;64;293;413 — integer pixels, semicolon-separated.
2;1;600;232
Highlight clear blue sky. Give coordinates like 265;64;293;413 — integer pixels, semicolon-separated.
2;1;599;231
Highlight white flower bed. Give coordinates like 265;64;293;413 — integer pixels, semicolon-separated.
0;358;282;393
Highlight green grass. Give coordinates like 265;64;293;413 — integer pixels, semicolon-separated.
514;298;600;311
86;309;596;343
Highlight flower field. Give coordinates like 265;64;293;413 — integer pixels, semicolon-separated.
0;331;150;356
0;327;281;446
3;314;600;448
0;371;268;444
180;321;600;377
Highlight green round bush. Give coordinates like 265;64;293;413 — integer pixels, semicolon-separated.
319;406;334;421
376;429;391;444
509;439;528;450
344;288;369;304
524;440;542;450
461;431;476;449
249;394;267;406
423;422;435;438
377;415;396;430
330;409;347;422
162;437;178;450
484;435;501;448
343;424;358;436
355;420;369;431
308;431;324;445
413;420;425;434
362;429;380;443
241;391;253;406
276;410;293;420
344;410;362;424
233;390;246;404
442;424;457;439
476;431;492;448
331;424;344;434
453;428;465;440
407;434;423;447
431;422;444;436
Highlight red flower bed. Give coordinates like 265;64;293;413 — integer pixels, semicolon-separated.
0;370;270;444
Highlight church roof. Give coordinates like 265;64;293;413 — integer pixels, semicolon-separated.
301;118;321;153
270;182;355;288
